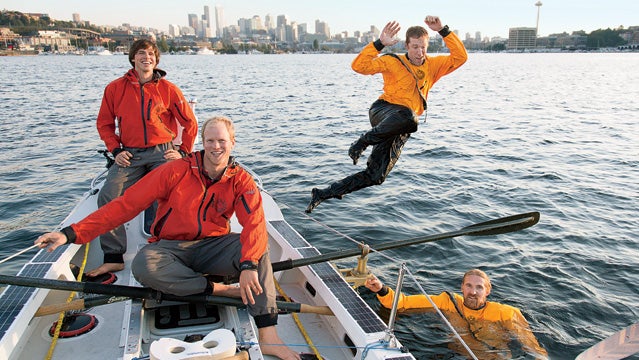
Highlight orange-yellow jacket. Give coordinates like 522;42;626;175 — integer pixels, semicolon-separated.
66;151;267;263
96;68;198;154
377;288;548;359
352;31;467;116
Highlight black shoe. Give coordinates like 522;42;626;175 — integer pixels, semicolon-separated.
305;188;324;213
305;188;344;213
348;140;367;165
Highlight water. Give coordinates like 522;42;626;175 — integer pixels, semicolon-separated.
1;52;637;359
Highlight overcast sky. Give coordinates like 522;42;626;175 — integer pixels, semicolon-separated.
3;0;637;38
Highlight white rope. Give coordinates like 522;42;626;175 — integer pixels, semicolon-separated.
0;243;39;265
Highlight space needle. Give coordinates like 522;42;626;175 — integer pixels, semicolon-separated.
535;1;543;36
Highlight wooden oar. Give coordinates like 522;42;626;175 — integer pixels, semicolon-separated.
7;212;537;316
272;211;540;272
0;275;333;316
575;321;639;360
33;293;333;317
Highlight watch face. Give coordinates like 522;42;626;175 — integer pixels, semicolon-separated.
240;261;258;271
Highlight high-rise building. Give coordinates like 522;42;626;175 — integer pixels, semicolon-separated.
290;21;298;42
277;15;288;28
508;27;537;49
203;6;212;38
188;14;198;30
251;15;264;31
264;14;274;31
238;18;251;35
315;20;330;38
215;5;224;38
72;13;81;23
169;24;179;38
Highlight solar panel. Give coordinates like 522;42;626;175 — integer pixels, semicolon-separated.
0;239;68;339
269;219;388;334
270;220;309;248
297;247;387;334
0;262;52;338
32;245;67;263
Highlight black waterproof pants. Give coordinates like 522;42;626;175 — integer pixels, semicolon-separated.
328;99;419;197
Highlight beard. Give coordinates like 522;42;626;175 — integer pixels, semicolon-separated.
463;296;485;310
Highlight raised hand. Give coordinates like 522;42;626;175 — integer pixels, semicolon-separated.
379;21;401;47
424;15;444;32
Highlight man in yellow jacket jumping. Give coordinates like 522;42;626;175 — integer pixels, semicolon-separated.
366;269;548;359
306;16;467;213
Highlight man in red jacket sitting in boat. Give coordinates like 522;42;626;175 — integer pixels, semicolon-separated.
36;116;300;360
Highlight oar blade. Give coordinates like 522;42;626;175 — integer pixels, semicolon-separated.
461;212;540;236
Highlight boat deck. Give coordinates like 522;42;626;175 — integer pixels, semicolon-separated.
0;184;415;360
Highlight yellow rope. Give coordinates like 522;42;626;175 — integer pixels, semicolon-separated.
273;277;323;360
44;243;90;360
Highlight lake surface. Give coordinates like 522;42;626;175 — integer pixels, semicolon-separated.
0;52;637;359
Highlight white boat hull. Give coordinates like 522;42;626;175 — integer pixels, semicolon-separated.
0;171;415;360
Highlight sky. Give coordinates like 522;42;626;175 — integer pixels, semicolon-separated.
2;0;638;39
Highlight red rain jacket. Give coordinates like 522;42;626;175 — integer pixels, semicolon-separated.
96;68;198;153
70;151;267;263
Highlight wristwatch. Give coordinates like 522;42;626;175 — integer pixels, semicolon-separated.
239;261;258;271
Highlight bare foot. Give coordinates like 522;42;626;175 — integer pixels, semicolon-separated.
259;326;300;360
86;263;124;278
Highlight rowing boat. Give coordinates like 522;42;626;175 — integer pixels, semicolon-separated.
0;165;417;360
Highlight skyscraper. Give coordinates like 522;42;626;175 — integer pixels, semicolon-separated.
264;14;274;31
203;6;211;38
188;14;198;30
215;5;224;38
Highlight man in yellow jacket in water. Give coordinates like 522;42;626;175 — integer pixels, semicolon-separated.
365;269;548;359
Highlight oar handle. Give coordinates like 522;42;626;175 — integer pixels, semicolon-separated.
35;299;85;317
34;295;130;317
222;351;249;360
299;304;334;316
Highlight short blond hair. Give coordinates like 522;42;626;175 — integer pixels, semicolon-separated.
462;269;492;292
200;116;235;142
405;26;429;45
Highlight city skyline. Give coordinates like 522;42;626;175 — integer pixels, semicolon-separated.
2;0;638;39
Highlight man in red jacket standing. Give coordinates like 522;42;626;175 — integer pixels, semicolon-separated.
37;117;299;360
92;39;198;278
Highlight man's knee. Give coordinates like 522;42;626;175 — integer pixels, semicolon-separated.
131;251;148;281
372;174;387;186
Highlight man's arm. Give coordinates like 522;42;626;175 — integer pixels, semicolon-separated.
96;84;121;153
233;170;268;265
351;21;400;75
170;85;198;154
365;275;437;310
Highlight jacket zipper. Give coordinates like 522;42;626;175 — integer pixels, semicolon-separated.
139;84;148;145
